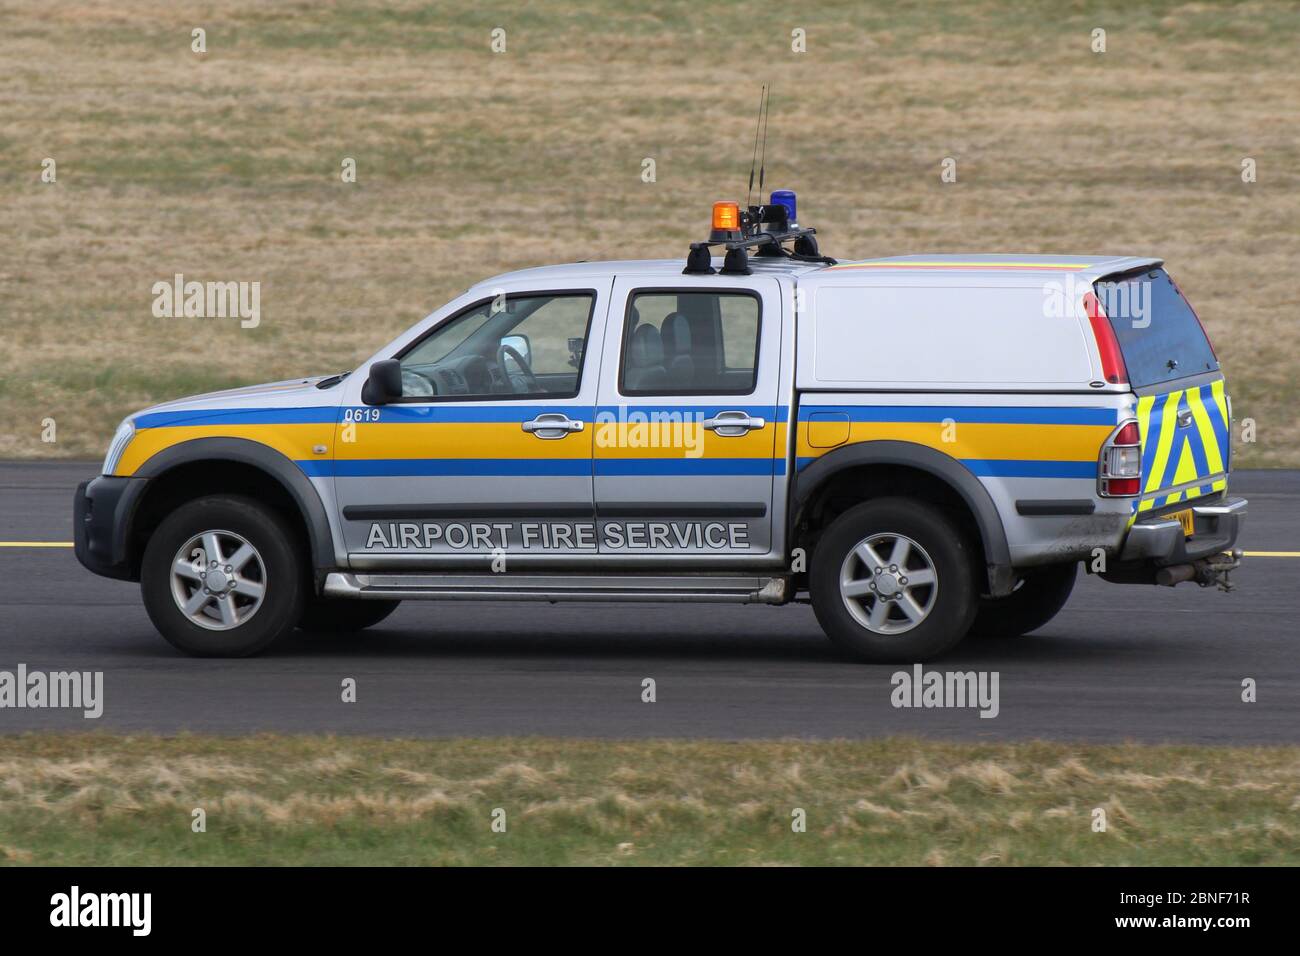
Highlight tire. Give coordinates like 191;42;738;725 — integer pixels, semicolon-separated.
298;597;400;633
967;562;1077;639
810;498;978;663
140;495;306;657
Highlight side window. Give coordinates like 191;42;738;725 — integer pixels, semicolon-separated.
620;291;760;395
398;292;594;400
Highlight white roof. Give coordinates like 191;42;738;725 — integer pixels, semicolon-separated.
471;252;1161;291
819;253;1162;282
468;256;820;292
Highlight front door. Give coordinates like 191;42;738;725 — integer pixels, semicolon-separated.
592;276;786;563
333;278;611;567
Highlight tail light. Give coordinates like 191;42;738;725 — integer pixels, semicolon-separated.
1099;420;1141;496
1083;291;1128;385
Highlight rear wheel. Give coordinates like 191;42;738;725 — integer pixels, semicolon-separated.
968;563;1077;638
141;495;305;657
810;498;978;662
298;597;400;633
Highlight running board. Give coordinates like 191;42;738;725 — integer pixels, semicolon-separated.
323;572;790;605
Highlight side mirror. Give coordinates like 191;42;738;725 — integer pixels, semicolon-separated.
361;358;403;405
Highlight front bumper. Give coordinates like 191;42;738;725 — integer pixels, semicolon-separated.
1120;496;1247;565
74;475;148;581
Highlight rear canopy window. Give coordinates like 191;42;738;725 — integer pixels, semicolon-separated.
1094;268;1218;388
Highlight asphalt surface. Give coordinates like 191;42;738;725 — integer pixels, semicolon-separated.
1;462;1296;742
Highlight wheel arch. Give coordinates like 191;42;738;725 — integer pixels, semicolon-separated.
790;440;1014;595
126;437;335;580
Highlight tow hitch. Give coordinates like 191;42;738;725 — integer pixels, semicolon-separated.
1155;549;1243;592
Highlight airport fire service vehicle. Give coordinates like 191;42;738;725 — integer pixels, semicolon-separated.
75;192;1246;660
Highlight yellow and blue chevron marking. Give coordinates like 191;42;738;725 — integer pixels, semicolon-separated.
1133;379;1230;514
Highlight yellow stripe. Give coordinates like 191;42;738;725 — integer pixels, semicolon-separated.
1185;387;1225;475
595;422;783;461
829;261;1092;270
117;423;334;475
1144;390;1183;494
1133;396;1156;515
1211;378;1229;426
1169;437;1200;489
340;421;590;460
795;421;1111;462
124;420;789;467
1135;394;1155;448
1245;551;1300;557
347;421;786;461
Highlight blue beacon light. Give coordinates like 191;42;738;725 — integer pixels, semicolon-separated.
770;189;797;226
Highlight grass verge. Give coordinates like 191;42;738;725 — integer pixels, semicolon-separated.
1;734;1297;865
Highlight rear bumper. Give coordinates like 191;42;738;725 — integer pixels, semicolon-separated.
74;475;148;581
1120;496;1247;565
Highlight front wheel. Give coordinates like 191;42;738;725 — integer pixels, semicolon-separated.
967;563;1077;638
141;495;306;657
810;498;979;662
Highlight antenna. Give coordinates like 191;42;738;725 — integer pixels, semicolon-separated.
757;85;772;203
746;85;767;209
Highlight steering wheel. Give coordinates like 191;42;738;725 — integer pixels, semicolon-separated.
496;342;540;393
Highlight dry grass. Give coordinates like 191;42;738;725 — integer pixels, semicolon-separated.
1;1;1297;461
0;734;1297;865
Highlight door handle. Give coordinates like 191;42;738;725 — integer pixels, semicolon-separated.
522;414;585;439
702;411;766;437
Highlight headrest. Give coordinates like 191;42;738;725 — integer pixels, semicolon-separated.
660;312;692;354
627;323;664;368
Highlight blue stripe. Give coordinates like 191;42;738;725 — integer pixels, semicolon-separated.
796;456;1094;479
303;457;787;478
1198;385;1230;460
795;405;1116;425
1141;393;1168;478
596;405;787;422
595;458;782;477
136;406;338;428
302;459;595;478
1184;402;1212;481
1158;396;1196;490
138;404;794;428
961;459;1097;479
370;405;596;423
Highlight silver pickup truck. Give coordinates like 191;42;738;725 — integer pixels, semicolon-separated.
75;196;1245;660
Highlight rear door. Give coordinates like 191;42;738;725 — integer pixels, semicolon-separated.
1093;267;1230;515
592;276;787;563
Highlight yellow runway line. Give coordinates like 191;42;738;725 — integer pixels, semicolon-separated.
1242;551;1300;558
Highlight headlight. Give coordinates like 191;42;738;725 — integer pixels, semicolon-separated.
102;419;136;476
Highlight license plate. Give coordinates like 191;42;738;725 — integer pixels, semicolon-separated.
1171;508;1195;537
